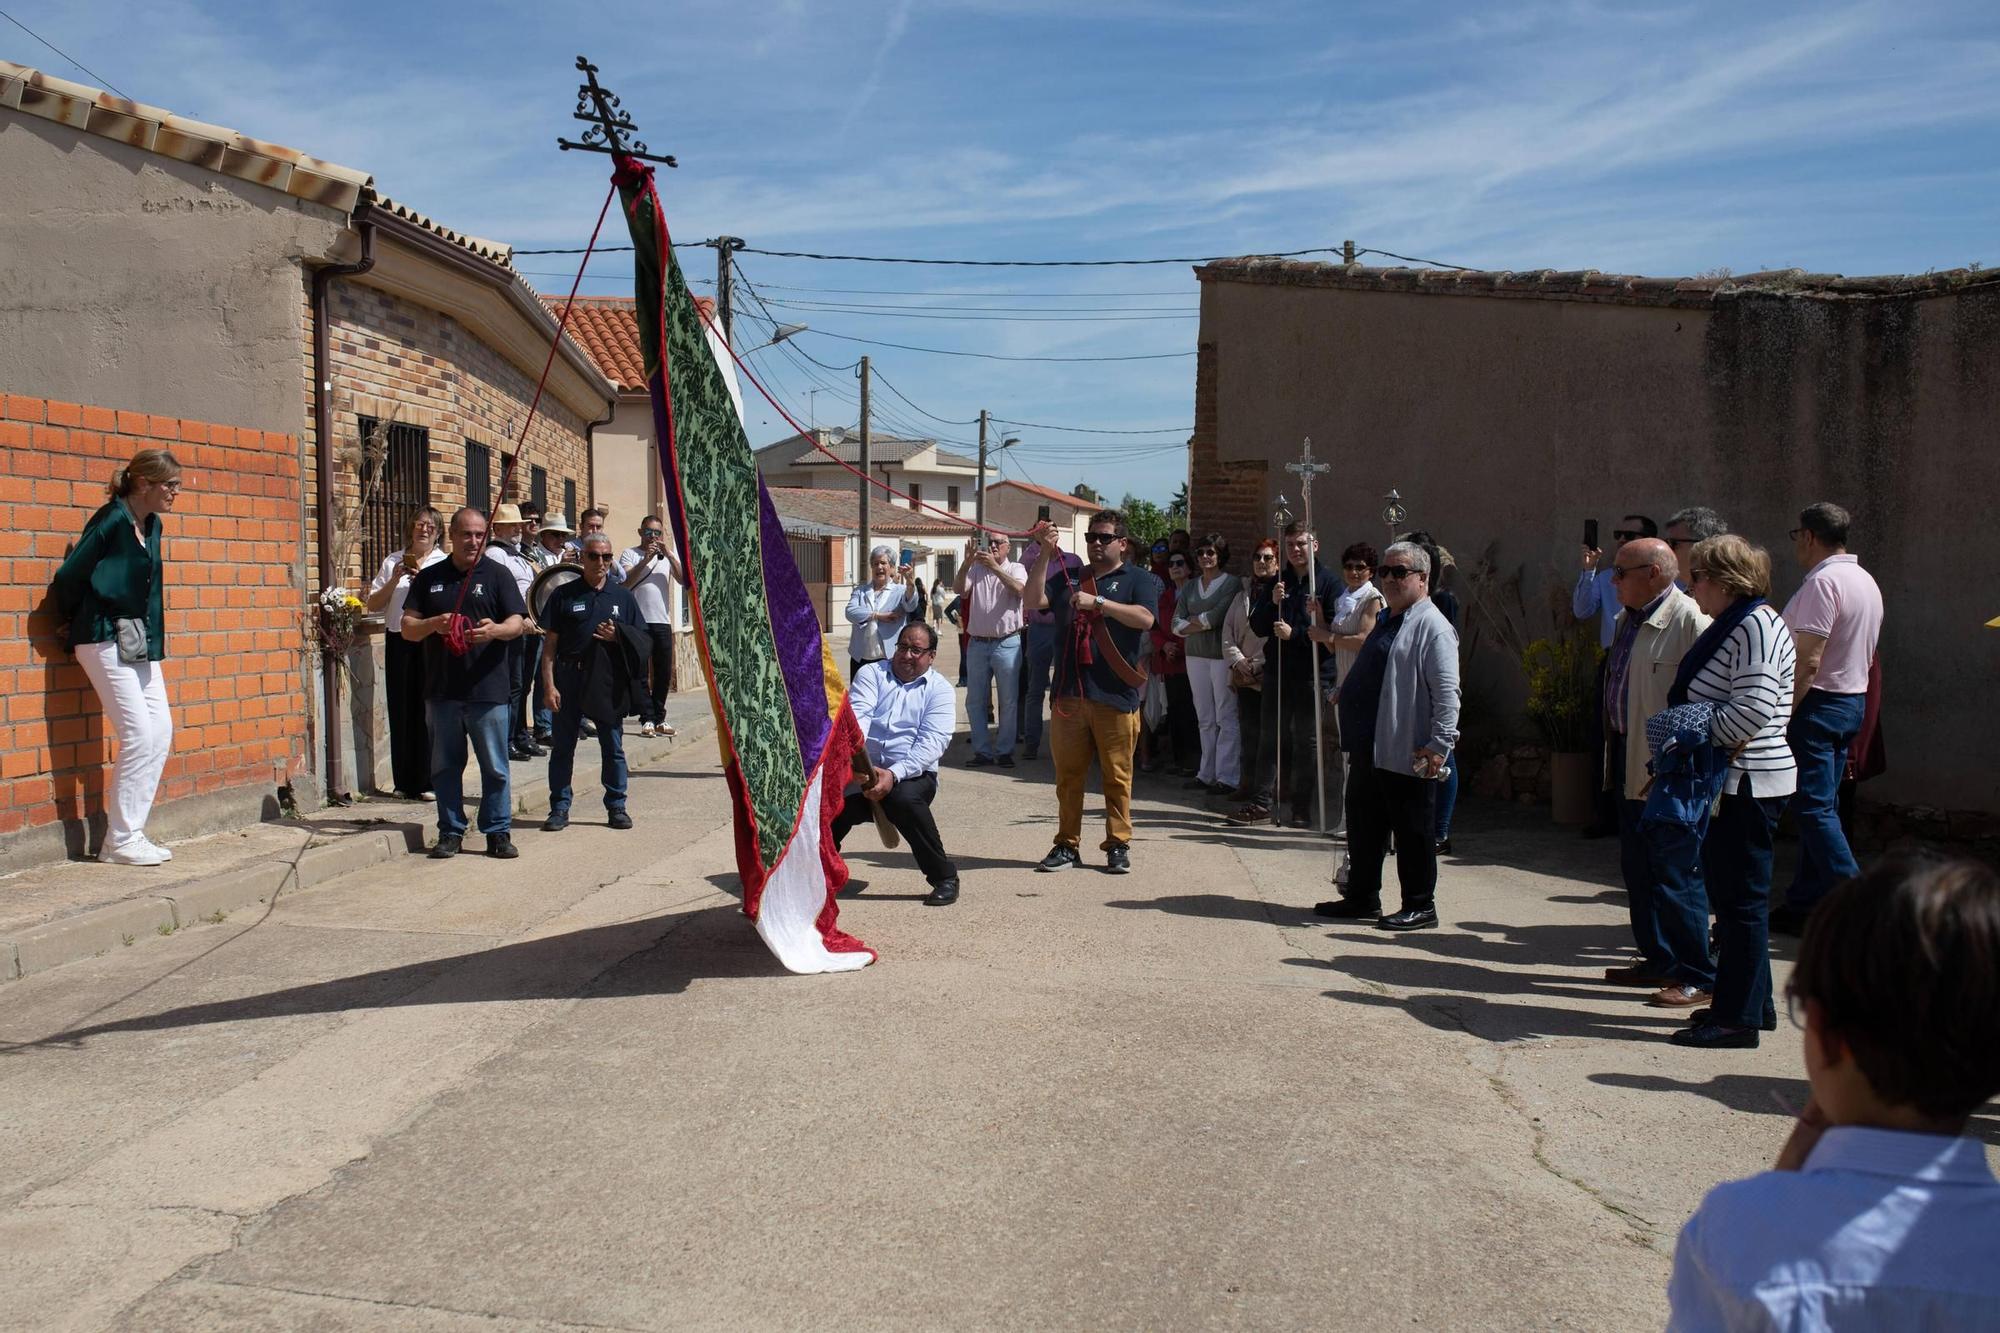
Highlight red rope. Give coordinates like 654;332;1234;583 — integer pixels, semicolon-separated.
442;182;618;653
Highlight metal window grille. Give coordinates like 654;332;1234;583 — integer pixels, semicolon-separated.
466;440;491;514
947;485;960;512
531;464;548;515
357;416;431;580
563;478;577;527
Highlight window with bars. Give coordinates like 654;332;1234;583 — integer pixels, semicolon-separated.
357;416;431;581
908;482;923;510
947;485;960;512
466;440;492;514
563;478;577;527
531;464;548;516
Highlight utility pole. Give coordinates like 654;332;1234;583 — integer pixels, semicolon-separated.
975;408;989;530
714;236;744;347
858;355;872;563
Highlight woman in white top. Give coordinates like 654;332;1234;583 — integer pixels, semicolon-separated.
1316;542;1384;686
844;545;916;680
365;506;446;797
1669;534;1798;1050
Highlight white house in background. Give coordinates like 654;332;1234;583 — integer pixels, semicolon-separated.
754;429;988;518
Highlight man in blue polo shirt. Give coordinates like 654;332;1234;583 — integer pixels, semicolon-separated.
538;532;649;833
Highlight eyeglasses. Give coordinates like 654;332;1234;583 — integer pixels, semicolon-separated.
894;642;935;656
1084;532;1119;545
1610;563;1648;580
1375;564;1423;581
1196;548;1217;558
583;552;617;562
1611;528;1644;543
1666;536;1696;549
1788;527;1808;541
1167;559;1189;569
1688;568;1710;584
155;478;183;493
1342;561;1370;572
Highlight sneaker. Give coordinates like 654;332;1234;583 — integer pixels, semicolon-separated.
1226;803;1272;825
1036;844;1083;873
99;840;167;866
1104;842;1131;874
486;833;519;859
607;809;633;830
639;722;657;738
140;836;174;862
429;834;463;859
1376;906;1439;932
658;723;676;738
541;809;570;833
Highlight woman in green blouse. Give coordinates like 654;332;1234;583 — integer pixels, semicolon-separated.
52;449;182;866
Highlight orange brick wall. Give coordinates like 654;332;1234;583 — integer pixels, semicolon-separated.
1188;341;1272;559
4;393;308;839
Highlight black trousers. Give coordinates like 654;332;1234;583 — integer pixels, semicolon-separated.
832;770;956;886
643;622;675;723
1585;657;1615;828
1164;673;1200;769
506;638;534;747
1252;683;1318;816
1342;752;1438;913
384;633;432;796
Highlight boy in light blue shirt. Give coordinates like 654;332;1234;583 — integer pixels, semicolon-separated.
1668;855;2000;1331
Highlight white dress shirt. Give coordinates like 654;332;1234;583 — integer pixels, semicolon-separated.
367;548;447;638
848;661;954;782
616;545;676;625
1669;1126;2000;1332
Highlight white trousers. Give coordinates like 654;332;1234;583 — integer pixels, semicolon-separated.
75;642;174;851
1186;655;1241;786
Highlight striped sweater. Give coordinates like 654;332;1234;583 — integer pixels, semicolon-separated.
1685;603;1797;798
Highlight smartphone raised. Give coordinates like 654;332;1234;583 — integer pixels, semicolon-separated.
1583;518;1599;551
1037;503;1051;522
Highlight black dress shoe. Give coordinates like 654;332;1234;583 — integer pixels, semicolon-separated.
533;730;555;746
1687;1006;1778;1032
1377;906;1439;932
429;834;463;859
1036;845;1083;872
509;746;536;762
997;754;1015;769
541;809;570;832
968;754;996;768
1314;897;1381;920
607;809;633;830
1671;1022;1760;1049
1104;842;1131;874
924;879;960;906
486;833;519;859
1434;838;1453;856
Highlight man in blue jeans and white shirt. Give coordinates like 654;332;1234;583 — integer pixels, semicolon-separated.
403;506;529;860
1773;502;1883;934
955;532;1027;768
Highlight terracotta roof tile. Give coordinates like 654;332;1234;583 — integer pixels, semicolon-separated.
989;478;1095;511
1196;257;2000;306
768;486;971;536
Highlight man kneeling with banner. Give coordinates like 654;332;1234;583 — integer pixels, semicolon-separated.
832;622;961;905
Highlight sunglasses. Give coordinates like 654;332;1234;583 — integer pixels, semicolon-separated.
1342;561;1370;572
1168;558;1189;568
583;552;617;562
641;530;663;539
1611;528;1644;543
1375;564;1425;581
1085;532;1120;544
1610;563;1648;580
1196;548;1218;558
1253;551;1278;561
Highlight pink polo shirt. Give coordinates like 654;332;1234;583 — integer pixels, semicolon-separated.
1782;554;1882;695
962;559;1027;637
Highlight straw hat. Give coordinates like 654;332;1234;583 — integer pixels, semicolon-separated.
537;512;576;536
491;502;526;527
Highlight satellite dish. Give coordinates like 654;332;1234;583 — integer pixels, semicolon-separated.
530;562;586;622
827;427;847;445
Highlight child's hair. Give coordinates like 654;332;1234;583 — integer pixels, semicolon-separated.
1788;854;2000;1119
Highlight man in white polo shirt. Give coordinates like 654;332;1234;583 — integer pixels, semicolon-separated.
617;514;682;739
953;531;1028;769
1774;501;1883;933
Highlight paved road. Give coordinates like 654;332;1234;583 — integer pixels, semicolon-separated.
11;726;1980;1331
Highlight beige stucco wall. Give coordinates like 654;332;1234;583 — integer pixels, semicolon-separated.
1197;275;2000;812
591;393;664;527
0;108;348;432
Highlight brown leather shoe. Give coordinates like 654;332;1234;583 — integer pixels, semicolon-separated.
1647;983;1712;1008
1602;963;1672;987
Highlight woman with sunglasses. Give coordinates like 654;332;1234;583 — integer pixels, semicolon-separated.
1220;540;1277;801
1173;534;1242;795
366;506;447;798
53;449;184;865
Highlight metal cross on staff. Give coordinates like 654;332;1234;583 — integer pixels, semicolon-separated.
1285;437;1332;834
558;56;678;166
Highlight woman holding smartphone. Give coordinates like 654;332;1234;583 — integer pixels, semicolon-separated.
366;506;446;798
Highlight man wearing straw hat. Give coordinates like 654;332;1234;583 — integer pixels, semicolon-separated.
831;621;961;906
528;512;576;744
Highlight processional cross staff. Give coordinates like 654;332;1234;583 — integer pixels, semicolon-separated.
1285;437;1332;833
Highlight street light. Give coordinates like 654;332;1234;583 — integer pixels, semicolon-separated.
744;323;806;354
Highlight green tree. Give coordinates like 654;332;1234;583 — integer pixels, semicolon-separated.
1167;482;1188;531
1118;493;1169;551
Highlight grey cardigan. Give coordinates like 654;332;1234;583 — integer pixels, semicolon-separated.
1175;572;1241;659
1367;597;1461;766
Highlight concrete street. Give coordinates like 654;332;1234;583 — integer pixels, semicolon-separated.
6;693;1995;1330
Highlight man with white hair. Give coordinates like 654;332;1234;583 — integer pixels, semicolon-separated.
538;531;650;833
1314;542;1460;931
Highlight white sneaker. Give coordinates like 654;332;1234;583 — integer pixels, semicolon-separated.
101;840;167;867
142;837;174;862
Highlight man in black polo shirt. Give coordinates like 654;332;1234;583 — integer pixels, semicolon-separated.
1023;510;1160;874
538;532;650;832
402;506;529;859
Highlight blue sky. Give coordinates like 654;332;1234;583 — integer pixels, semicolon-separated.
16;0;2000;501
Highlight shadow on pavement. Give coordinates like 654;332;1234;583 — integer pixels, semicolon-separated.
3;905;769;1053
1589;1074;2000;1149
1322;987;1686;1044
1104;893;1316;924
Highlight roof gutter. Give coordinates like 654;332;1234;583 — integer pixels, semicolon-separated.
310;206;376;804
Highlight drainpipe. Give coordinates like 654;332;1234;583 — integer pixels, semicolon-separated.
310;207;376;804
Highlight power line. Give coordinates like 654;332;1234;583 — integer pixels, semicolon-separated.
756;296;1195;314
992;416;1188;436
803;330;1194;363
716;281;1197;298
514;240;1471;271
1;7;129;96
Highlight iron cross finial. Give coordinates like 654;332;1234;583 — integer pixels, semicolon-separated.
559;56;678;167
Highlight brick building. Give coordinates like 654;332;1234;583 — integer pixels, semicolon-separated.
1190;256;2000;820
0;60;614;867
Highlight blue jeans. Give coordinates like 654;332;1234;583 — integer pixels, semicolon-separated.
1633;806;1717;989
965;633;1023;758
1020;622;1058;751
547;702;628;815
1786;689;1866;910
1433;747;1459;839
1705;790;1785;1028
429;699;512;837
